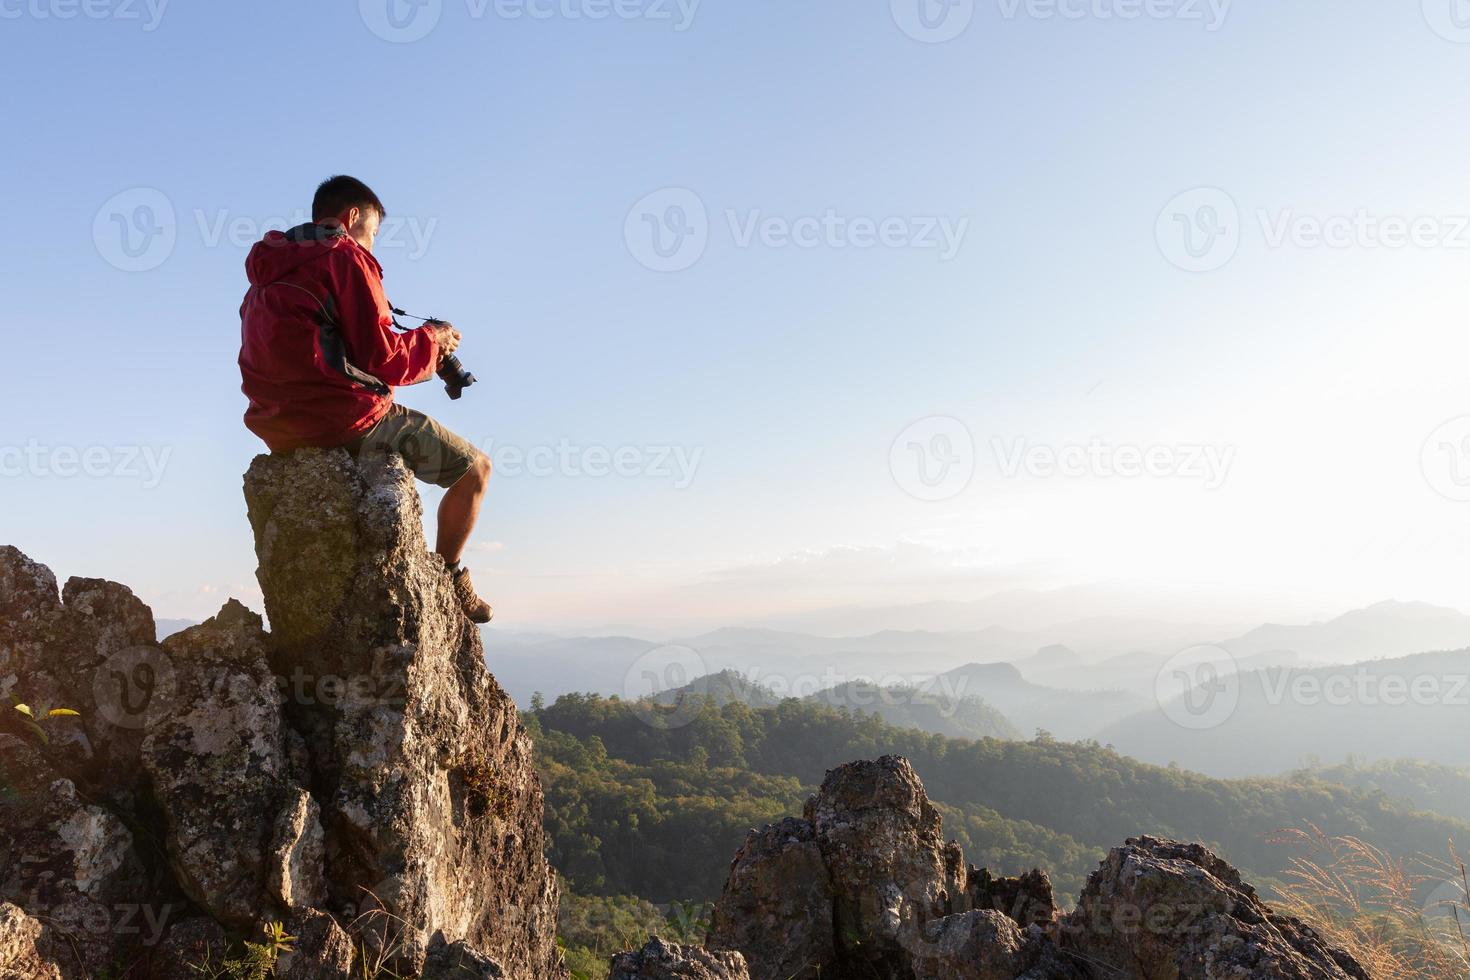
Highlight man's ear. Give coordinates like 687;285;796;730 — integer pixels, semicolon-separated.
344;205;362;229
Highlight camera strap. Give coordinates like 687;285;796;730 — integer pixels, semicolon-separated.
387;304;442;330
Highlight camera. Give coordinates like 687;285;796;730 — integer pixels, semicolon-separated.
438;353;477;400
424;318;477;400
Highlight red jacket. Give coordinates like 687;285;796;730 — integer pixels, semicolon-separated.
238;223;439;451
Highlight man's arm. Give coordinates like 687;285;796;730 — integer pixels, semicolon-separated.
329;249;442;387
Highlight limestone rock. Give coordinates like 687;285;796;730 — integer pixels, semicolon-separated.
609;936;751;980
243;449;564;978
706;817;834;980
803;755;957;972
2;445;565;980
276;908;355;979
710;758;1370;980
0;545;163;803
0;902;62;980
0;734;155;978
1061;836;1372;979
421;933;507;978
912;910;1031;980
269;788;328;911
140;600;302;930
966;867;1058;930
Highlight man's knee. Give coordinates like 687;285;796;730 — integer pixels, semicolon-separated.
468;452;492;486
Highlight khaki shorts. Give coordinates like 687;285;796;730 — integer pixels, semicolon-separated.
346;403;479;489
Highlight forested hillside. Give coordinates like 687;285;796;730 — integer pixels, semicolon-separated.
529;693;1470;910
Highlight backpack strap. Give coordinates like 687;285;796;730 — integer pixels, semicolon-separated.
256;280;390;396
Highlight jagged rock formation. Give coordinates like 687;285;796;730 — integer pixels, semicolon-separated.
608;937;750;979
1064;836;1371;979
694;756;1371;980
0;447;565;979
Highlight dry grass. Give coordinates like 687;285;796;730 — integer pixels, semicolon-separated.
1270;825;1469;979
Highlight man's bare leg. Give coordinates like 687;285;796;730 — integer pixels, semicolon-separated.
436;453;491;565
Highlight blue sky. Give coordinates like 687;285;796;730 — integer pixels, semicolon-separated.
7;0;1470;631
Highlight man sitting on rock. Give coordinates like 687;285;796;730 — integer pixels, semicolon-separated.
238;175;495;623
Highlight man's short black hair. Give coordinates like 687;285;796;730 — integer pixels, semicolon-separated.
312;175;386;222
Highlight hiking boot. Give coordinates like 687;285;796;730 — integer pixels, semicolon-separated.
451;566;494;624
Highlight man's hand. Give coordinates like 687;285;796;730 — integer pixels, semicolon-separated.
430;321;462;358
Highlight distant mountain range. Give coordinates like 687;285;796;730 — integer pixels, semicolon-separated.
652;669;1021;741
924;661;1149;741
1217;600;1470;664
486;598;1470;718
1098;647;1470;777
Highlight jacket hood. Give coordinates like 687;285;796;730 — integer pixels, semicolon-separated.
244;222;383;286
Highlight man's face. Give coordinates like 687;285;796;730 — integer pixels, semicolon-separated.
345;206;381;253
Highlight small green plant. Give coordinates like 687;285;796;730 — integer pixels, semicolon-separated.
187;921;294;980
8;696;79;744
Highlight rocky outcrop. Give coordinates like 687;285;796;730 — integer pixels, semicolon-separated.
0;448;565;979
608;937;751;980
243;449;563;978
0;732;161;978
695;755;1370;980
1062;836;1372;979
704;817;834;980
140;599;305;930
